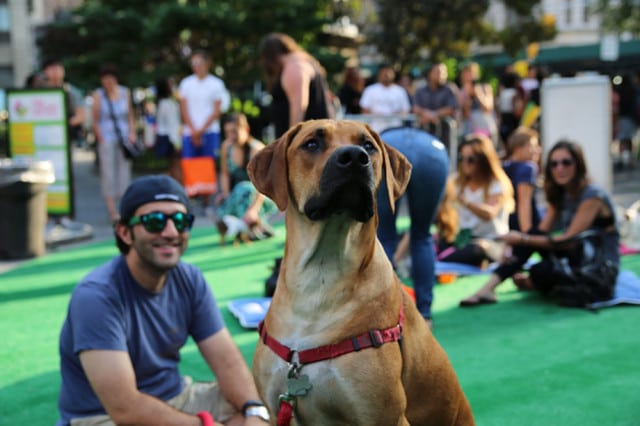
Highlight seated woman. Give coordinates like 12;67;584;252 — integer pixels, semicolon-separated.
460;140;619;306
214;113;277;243
500;127;543;286
438;133;514;267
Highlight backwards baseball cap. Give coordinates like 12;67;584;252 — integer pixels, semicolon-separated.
119;175;190;220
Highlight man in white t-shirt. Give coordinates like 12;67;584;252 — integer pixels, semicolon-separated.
178;51;230;161
359;63;411;133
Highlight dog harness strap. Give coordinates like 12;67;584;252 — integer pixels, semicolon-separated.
258;301;404;365
277;399;294;426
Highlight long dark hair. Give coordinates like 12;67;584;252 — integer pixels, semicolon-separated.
155;77;173;100
224;112;253;169
543;140;589;210
258;32;324;90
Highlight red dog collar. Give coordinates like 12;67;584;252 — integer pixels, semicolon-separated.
258;300;404;365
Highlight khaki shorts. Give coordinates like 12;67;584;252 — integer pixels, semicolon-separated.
70;377;237;426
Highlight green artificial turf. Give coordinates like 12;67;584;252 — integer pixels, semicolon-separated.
1;224;639;425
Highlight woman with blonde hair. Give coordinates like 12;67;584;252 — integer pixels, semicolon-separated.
438;133;514;266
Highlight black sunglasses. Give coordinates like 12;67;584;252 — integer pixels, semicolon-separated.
128;211;195;233
458;155;477;164
549;158;574;169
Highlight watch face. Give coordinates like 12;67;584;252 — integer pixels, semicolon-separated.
245;405;270;422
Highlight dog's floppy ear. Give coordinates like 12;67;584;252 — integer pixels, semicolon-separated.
247;124;302;211
365;125;412;213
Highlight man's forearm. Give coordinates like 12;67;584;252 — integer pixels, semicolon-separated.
106;391;201;426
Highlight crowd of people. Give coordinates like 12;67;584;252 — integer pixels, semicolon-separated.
15;33;632;425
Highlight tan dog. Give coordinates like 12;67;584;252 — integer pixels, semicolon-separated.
248;120;474;425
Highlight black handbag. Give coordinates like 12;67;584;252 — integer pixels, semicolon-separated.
103;88;145;159
540;230;618;307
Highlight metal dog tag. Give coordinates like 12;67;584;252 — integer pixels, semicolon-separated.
287;374;313;396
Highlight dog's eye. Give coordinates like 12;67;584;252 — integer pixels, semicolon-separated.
362;140;376;153
302;138;321;152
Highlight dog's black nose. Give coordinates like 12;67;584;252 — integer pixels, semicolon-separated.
335;146;370;170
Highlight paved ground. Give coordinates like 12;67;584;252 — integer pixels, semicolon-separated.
1;144;639;274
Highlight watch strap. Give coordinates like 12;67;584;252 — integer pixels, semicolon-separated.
241;399;265;416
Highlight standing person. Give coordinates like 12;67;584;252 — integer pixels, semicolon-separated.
438;134;514;266
458;62;499;147
25;72;45;88
42;58;86;145
376;127;449;329
214;113;276;243
460;140;619;306
178;51;230;210
413;62;459;143
613;73;638;170
56;175;269;426
258;32;334;139
92;64;136;223
497;71;526;145
338;65;365;115
359;63;411;133
154;77;182;182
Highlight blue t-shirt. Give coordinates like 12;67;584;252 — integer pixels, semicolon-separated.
502;160;540;231
57;256;224;425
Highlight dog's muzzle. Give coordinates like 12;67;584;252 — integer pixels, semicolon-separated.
303;145;376;222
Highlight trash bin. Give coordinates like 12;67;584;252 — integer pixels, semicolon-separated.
0;159;55;259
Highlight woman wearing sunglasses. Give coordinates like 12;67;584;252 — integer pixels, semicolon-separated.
437;133;514;267
460;140;619;306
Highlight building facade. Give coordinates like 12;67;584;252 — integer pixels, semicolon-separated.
0;0;81;89
477;0;640;75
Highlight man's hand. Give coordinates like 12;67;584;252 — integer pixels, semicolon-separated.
191;129;203;147
243;415;269;425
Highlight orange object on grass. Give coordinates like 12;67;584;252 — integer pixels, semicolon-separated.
402;285;415;301
437;273;457;284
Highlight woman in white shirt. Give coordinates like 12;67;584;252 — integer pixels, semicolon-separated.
438;133;514;266
153;77;182;182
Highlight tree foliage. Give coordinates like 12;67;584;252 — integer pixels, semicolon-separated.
372;0;554;73
594;0;640;35
495;0;556;57
37;0;339;94
373;0;490;71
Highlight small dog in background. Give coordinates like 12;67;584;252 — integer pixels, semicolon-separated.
215;215;274;246
215;215;251;245
619;200;640;251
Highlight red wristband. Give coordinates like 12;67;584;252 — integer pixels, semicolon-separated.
197;411;215;426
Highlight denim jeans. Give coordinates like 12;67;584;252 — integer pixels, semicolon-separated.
376;127;449;319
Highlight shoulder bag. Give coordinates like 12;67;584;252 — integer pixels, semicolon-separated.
102;88;145;159
541;229;618;307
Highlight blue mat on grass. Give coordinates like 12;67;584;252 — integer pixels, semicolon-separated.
588;270;640;309
228;298;271;328
227;269;640;328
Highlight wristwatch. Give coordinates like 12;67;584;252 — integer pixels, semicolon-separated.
245;405;270;422
242;400;270;422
